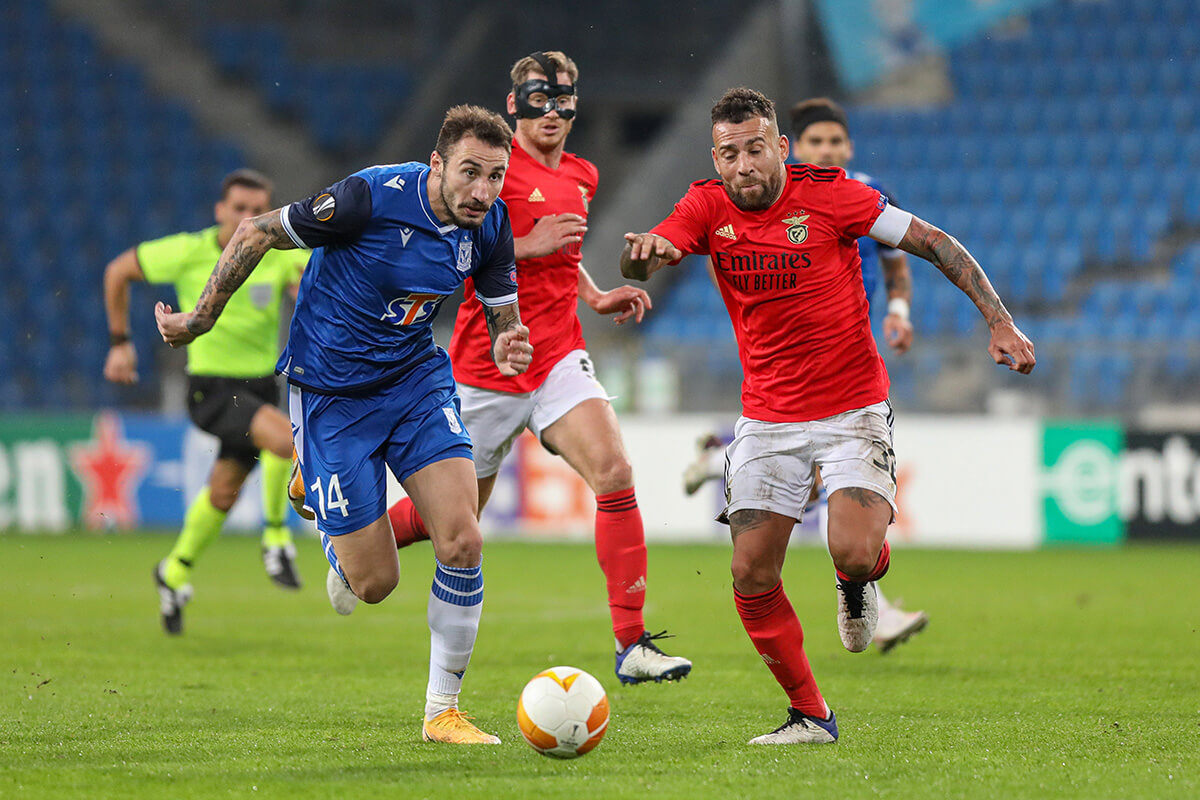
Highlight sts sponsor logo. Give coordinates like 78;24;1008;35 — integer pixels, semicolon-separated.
380;292;445;326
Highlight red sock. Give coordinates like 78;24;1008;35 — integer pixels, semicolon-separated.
595;488;646;649
734;582;826;717
836;539;891;583
387;496;429;549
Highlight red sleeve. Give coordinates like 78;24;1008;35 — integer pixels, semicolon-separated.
581;157;599;196
831;171;888;240
649;183;713;260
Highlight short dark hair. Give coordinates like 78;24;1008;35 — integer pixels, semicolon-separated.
789;97;850;138
711;87;777;127
435;105;514;161
220;168;273;200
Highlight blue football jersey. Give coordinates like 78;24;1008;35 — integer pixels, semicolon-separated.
850;170;903;310
276;162;517;394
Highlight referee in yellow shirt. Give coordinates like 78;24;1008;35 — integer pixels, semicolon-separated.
103;169;309;634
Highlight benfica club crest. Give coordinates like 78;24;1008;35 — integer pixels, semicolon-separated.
782;213;810;245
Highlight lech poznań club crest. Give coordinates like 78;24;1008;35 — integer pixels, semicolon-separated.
782;213;810;245
456;238;473;272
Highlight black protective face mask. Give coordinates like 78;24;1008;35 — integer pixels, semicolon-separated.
513;51;577;120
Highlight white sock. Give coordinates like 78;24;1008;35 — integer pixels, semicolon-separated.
425;558;483;719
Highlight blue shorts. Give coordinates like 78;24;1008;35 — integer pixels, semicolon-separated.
287;353;472;535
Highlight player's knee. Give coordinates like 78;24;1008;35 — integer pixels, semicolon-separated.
208;486;239;512
590;457;634;496
730;552;780;595
828;540;878;580
354;571;399;604
435;522;483;569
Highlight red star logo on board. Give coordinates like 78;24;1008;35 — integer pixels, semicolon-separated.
69;412;150;530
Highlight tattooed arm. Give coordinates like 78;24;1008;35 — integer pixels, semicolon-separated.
893;216;1035;373
154;210;295;347
482;302;533;376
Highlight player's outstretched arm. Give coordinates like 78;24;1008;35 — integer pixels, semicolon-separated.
620;233;682;282
880;251;914;353
155;210;296;348
895;216;1035;374
578;265;652;325
483;302;533;376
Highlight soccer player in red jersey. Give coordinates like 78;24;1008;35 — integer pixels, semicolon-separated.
621;88;1034;743
381;51;692;684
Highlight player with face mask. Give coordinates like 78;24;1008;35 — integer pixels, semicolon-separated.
378;51;693;686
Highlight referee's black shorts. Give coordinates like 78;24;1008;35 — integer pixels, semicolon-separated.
186;375;282;470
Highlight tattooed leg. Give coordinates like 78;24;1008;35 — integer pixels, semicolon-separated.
729;508;797;595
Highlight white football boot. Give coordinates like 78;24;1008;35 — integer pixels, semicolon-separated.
749;708;838;744
326;566;359;616
615;631;693;684
262;543;302;590
873;599;928;653
153;561;193;635
835;579;878;653
682;434;725;496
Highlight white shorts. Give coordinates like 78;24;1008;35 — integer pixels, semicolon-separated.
457;349;609;478
720;400;898;524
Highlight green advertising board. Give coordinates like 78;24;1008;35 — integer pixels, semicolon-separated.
1041;421;1125;545
0;416;94;531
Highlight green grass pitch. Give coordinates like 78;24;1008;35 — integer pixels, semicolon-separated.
2;533;1198;799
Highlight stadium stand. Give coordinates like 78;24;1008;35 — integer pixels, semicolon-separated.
645;0;1200;414
0;0;243;409
4;0;1195;416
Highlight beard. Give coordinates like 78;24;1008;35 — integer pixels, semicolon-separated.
441;182;490;229
723;171;784;212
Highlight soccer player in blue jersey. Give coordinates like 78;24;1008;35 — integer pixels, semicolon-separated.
155;105;532;744
682;97;928;653
789;98;914;351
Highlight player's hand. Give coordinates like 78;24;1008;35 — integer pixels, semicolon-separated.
155;302;199;348
623;232;681;263
494;324;534;376
883;314;914;353
103;342;139;384
590;285;653;324
988;320;1036;374
518;214;587;259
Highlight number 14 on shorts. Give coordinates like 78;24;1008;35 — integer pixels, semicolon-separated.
310;473;350;519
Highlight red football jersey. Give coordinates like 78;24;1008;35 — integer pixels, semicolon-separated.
450;140;597;392
651;164;891;422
